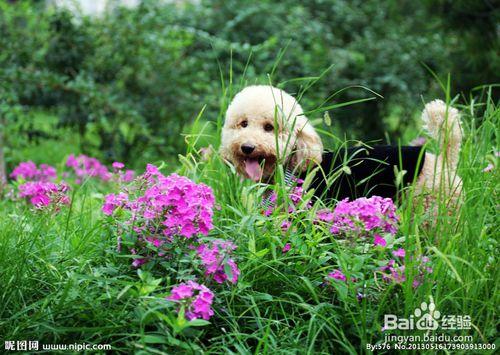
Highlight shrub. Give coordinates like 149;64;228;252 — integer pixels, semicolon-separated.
102;164;239;323
1;0;493;171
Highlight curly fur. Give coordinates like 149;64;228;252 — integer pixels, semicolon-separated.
416;99;463;203
220;85;322;181
220;86;462;206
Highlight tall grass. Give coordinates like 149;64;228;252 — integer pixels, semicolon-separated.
0;76;498;353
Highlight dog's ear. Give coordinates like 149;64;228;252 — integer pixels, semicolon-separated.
292;122;323;171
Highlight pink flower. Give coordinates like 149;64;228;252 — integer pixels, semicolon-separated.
102;167;215;240
167;281;215;320
17;181;70;209
131;258;148;268
11;161;38;181
316;209;335;222
262;179;311;215
39;164;57;181
102;193;128;215
380;254;432;287
10;161;57;182
168;284;194;300
66;154;112;182
326;196;398;236
483;163;494;173
112;162;125;169
282;243;291;253
66;154;79;168
197;240;239;284
374;234;387;247
103;165;219;273
281;220;291;231
392;248;405;258
145;164;160;176
122;170;135;182
328;269;346;282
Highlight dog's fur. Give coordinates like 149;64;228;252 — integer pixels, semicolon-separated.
220;86;323;180
220;85;462;203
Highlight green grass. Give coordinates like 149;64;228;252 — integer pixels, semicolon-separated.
0;86;498;354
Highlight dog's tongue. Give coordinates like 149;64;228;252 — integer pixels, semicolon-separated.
244;159;262;181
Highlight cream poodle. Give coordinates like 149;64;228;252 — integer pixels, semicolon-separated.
219;85;462;204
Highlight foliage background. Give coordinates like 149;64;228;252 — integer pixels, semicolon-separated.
1;0;498;169
0;1;498;353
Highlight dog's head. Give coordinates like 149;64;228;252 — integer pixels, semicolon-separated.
220;85;323;181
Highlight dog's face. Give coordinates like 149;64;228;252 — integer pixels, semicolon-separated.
220;85;323;181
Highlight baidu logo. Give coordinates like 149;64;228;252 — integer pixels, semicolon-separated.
384;301;442;331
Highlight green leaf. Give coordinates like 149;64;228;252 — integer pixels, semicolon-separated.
323;111;332;126
177;305;187;327
188;319;211;327
117;285;132;299
332;281;348;302
224;263;233;281
255;248;269;258
142;334;168;344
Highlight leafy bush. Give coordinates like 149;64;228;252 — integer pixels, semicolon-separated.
0;0;496;172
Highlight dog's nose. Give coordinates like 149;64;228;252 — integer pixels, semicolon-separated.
241;143;255;155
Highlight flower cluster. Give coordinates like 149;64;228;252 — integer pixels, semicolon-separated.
10;161;57;182
102;192;129;216
319;196;432;291
112;162;135;183
328;269;347;282
327;248;433;293
103;165;239;322
11;157;135;188
167;281;215;320
317;196;398;246
380;251;433;288
18;181;70;209
102;164;214;238
66;154;112;183
197;240;240;284
263;179;310;217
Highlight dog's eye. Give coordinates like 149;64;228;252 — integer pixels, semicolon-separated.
264;123;274;132
240;120;248;128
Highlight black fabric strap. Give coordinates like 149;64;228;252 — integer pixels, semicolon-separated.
262;145;425;207
300;145;426;202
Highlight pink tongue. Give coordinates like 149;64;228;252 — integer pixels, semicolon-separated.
244;159;263;181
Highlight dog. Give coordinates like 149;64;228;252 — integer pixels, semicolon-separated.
220;85;462;205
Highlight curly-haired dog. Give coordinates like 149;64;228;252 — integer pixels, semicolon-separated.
220;85;462;204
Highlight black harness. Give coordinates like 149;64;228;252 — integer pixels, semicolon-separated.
298;145;426;201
